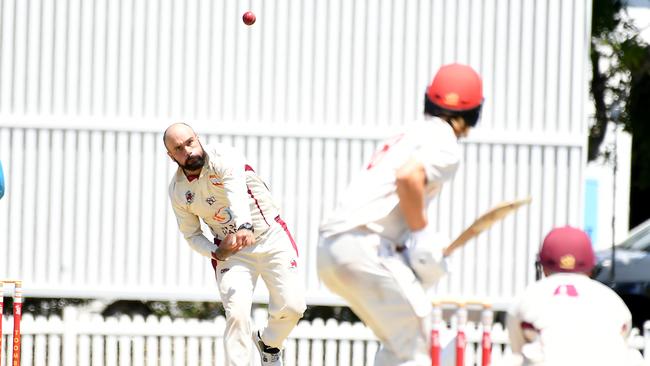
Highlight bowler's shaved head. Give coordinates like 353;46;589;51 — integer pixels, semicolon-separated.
164;123;206;172
163;122;196;151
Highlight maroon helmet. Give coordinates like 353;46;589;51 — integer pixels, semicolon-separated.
538;226;595;274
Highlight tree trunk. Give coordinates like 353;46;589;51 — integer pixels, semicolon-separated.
588;45;610;161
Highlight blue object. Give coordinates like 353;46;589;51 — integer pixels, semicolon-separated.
584;179;598;245
0;160;4;199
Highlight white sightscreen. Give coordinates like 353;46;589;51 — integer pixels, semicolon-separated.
0;0;591;307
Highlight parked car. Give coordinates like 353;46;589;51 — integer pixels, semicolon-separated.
592;218;650;329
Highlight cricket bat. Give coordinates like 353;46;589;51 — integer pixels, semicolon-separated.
443;197;532;257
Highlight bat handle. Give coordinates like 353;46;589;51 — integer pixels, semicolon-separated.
442;244;456;257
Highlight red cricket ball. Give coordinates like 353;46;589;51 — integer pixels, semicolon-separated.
242;11;256;26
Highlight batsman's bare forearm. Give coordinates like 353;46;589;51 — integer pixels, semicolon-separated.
396;160;427;231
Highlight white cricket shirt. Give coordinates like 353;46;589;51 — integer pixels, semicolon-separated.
319;118;461;243
169;143;280;258
507;273;634;365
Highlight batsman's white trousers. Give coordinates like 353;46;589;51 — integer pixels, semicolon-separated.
317;230;432;366
213;216;306;366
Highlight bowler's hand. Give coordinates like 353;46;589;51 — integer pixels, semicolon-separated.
212;234;240;261
235;228;255;248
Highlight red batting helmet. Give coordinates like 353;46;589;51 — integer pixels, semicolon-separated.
424;64;483;126
538;226;595;274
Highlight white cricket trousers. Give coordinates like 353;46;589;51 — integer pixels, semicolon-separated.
213;216;306;366
317;230;432;366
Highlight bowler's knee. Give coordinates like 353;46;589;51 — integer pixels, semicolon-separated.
275;300;306;321
288;299;307;319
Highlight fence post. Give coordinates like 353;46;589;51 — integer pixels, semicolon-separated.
62;306;78;365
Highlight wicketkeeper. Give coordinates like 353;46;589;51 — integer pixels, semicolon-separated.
506;226;644;366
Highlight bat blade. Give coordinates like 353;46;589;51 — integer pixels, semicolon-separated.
443;197;532;257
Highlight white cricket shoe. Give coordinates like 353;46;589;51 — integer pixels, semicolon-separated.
252;330;283;366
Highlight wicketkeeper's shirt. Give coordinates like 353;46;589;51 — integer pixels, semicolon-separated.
169;143;280;258
319;118;461;243
506;273;636;365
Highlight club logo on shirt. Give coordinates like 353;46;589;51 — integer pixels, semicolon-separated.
213;206;234;224
206;196;216;205
209;174;223;187
185;190;195;204
289;259;298;270
553;284;579;297
220;223;237;236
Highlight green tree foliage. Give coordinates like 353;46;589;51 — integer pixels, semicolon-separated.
590;0;650;227
627;55;650;227
589;0;649;160
590;0;623;160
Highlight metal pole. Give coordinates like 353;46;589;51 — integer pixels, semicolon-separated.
610;125;618;284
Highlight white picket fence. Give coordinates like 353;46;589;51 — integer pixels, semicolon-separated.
2;307;649;366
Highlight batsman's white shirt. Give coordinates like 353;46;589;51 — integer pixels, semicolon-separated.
506;273;640;366
169;143;281;258
319;117;460;243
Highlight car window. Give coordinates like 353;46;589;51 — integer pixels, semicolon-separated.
623;228;650;252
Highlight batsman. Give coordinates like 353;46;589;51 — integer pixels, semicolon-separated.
318;64;484;365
